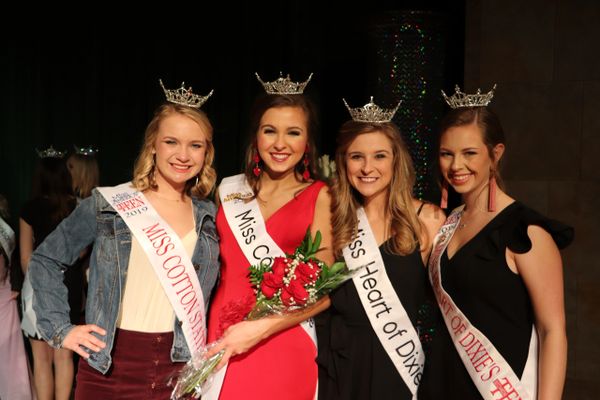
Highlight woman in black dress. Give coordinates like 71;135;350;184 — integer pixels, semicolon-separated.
318;97;443;399
20;153;82;400
419;85;574;400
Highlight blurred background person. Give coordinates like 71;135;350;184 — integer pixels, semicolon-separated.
20;148;82;400
67;145;100;201
0;194;35;399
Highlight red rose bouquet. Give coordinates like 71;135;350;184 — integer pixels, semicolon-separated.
170;228;353;399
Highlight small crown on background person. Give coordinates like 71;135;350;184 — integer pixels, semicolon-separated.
36;146;66;159
73;144;99;156
441;84;497;109
343;96;402;123
159;79;213;108
255;72;313;95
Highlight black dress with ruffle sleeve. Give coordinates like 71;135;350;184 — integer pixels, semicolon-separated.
418;201;574;399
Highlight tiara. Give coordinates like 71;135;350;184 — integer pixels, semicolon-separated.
343;96;402;123
159;79;213;108
441;84;497;109
255;72;313;95
73;145;99;156
36;146;66;159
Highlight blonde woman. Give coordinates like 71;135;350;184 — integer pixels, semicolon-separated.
67;147;100;199
318;98;443;400
28;80;220;399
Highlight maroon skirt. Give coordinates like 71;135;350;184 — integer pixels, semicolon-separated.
75;329;184;399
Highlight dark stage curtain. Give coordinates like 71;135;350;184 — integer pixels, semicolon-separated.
0;3;463;227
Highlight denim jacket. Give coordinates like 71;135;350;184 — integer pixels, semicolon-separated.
28;186;220;374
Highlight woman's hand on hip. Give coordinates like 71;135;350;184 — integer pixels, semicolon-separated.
63;324;107;358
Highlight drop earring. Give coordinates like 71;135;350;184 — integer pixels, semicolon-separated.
253;149;261;177
488;172;497;212
302;152;311;181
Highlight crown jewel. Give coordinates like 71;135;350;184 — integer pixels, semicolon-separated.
159;79;213;108
36;146;66;159
343;96;402;123
73;145;99;156
442;84;497;109
255;72;313;95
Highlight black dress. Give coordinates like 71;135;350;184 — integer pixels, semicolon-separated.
418;202;574;399
317;240;439;400
21;196;84;326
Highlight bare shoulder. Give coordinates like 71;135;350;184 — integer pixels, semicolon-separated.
522;225;560;257
315;184;332;207
418;202;445;230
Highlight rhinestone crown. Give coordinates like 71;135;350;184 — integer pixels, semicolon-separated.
73;145;99;156
159;79;213;108
343;96;402;123
442;84;497;109
36;146;66;159
255;72;313;95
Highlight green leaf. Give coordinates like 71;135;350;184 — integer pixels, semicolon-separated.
311;230;322;254
329;261;346;275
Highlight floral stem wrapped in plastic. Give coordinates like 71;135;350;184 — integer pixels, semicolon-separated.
170;228;353;399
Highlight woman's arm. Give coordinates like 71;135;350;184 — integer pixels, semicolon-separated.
311;185;335;265
19;218;34;273
208;186;335;367
512;225;567;400
28;195;100;349
208;296;330;368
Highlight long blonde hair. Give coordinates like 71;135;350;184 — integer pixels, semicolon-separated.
67;153;99;198
132;103;217;198
331;121;422;258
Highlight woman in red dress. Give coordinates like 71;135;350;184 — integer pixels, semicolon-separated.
206;73;333;399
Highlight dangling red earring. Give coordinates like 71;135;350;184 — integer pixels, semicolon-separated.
302;152;311;180
488;173;497;212
253;150;261;177
440;180;448;209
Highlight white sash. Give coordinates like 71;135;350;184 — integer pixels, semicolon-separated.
97;183;206;355
428;207;538;400
342;207;423;399
204;174;317;400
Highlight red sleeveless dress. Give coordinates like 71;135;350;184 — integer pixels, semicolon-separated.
207;180;325;400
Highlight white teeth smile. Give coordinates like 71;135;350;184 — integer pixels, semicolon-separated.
172;164;191;171
359;177;377;183
451;174;470;183
271;153;290;161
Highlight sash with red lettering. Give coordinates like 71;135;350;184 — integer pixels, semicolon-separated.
97;183;206;355
342;207;424;399
428;206;538;400
203;174;318;400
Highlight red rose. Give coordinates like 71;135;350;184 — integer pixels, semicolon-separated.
272;257;288;277
281;287;294;306
261;282;278;299
296;260;321;284
262;271;284;289
286;277;309;306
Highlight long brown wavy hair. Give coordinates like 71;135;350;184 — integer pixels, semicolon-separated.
132;103;217;199
331;120;423;258
31;157;77;225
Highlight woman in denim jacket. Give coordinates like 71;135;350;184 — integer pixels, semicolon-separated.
28;81;220;399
